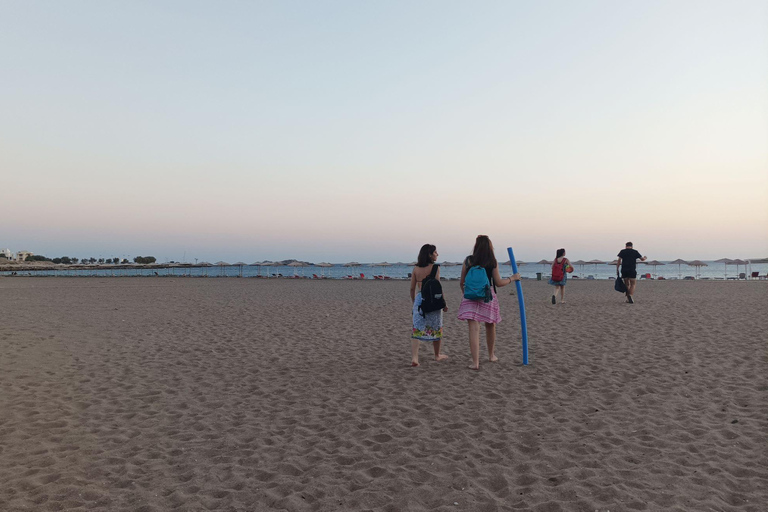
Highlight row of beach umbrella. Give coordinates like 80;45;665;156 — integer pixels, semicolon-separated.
173;258;755;279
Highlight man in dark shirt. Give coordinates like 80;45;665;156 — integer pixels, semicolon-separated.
617;242;647;304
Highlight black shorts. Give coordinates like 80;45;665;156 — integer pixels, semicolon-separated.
622;269;637;279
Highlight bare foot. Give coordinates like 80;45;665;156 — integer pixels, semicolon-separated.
468;365;480;371
411;362;420;367
489;356;499;362
435;354;449;362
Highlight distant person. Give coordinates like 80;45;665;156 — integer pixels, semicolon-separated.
458;235;521;370
410;244;449;367
548;248;573;304
617;242;647;304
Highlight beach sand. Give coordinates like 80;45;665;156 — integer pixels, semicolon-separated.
0;277;766;511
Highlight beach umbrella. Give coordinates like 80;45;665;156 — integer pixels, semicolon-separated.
371;262;392;278
316;262;333;277
198;261;213;277
586;259;605;275
536;259;553;272
732;259;747;277
232;261;247;277
644;260;665;278
287;261;307;277
687;260;708;278
714;258;734;278
254;261;275;277
669;259;688;279
215;261;230;277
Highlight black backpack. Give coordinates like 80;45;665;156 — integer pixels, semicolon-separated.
418;264;446;317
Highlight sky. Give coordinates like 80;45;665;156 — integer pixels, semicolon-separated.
1;0;766;263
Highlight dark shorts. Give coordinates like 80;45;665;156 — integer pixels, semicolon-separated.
622;269;637;279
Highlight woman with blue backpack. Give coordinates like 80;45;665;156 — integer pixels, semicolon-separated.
458;235;521;370
409;244;449;367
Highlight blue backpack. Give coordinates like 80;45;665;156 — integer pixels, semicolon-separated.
464;259;493;303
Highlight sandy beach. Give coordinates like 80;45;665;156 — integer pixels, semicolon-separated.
0;277;766;511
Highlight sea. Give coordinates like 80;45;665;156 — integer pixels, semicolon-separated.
3;261;767;281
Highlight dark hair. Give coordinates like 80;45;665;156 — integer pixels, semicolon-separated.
556;248;565;258
471;235;497;269
626;242;633;247
416;244;436;267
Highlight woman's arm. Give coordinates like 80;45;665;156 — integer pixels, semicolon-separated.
410;268;417;302
493;265;521;287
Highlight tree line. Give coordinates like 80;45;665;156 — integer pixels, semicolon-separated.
0;254;157;265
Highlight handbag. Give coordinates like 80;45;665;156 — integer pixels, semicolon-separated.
614;269;627;293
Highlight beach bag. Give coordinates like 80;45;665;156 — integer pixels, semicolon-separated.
614;270;627;293
418;264;446;317
464;262;493;303
551;260;565;281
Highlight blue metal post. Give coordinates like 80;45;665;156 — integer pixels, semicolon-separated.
507;247;529;365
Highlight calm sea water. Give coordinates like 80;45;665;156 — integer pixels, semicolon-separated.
3;261;767;280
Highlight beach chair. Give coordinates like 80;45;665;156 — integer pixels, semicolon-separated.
751;271;759;279
739;273;746;280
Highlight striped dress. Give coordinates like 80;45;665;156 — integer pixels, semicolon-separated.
457;289;502;324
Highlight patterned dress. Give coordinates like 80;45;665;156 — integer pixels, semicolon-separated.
412;292;443;341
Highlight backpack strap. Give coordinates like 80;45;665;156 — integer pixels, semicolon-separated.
429;263;439;279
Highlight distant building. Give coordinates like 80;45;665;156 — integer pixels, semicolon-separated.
15;250;33;262
1;248;11;259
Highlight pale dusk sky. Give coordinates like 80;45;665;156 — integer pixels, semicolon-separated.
1;1;766;263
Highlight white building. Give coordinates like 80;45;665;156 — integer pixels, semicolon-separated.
1;248;11;259
15;250;33;262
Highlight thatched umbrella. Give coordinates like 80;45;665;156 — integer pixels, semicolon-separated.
572;259;587;274
586;259;605;275
287;261;307;277
316;262;333;278
232;261;247;277
669;259;688;279
687;260;708;279
215;261;230;277
198;261;213;277
255;261;275;277
372;262;392;278
536;259;553;272
732;259;748;278
645;260;665;278
714;258;734;278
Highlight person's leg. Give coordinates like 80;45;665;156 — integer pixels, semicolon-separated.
485;322;497;362
559;285;565;303
433;339;448;361
623;278;632;302
468;320;481;369
411;338;420;366
628;278;637;299
551;286;557;304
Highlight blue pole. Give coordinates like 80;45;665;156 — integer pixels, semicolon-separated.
507;247;529;365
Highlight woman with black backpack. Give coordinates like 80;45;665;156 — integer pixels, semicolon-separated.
409;244;449;367
458;235;521;370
